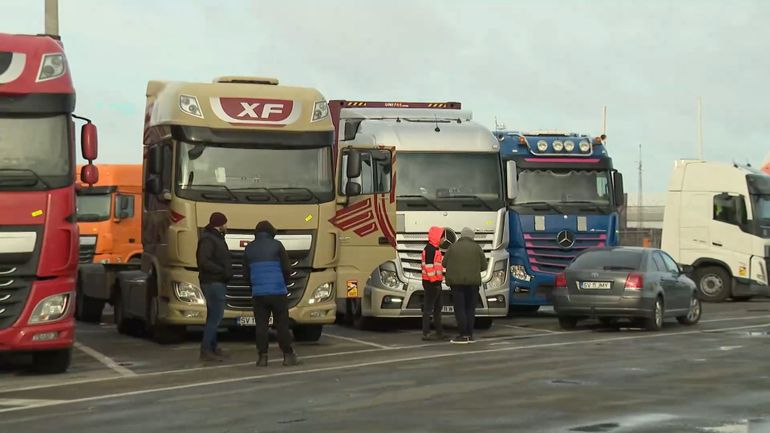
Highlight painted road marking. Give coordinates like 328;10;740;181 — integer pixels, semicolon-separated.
74;342;137;377
501;324;561;334
1;321;769;416
0;399;65;410
322;333;396;350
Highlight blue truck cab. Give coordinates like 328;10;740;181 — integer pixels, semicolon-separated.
497;131;625;311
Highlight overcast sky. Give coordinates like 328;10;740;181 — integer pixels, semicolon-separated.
3;0;768;192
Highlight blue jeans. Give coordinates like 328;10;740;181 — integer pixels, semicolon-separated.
201;282;226;352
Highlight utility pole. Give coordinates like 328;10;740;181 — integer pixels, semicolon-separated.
602;106;607;136
45;0;59;36
696;97;703;160
638;143;643;230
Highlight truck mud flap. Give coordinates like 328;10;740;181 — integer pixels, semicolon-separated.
116;271;149;319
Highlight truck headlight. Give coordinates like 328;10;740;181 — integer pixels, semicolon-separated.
489;269;507;289
312;100;329;122
173;281;205;305
510;264;532;282
309;282;334;305
29;293;71;324
37;53;66;82
380;270;402;290
179;94;204;119
751;256;768;285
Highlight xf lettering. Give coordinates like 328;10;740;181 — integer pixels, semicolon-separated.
237;102;284;119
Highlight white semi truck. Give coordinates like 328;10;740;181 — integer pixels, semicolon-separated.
661;160;770;301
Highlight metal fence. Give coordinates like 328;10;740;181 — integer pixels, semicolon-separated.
619;228;662;248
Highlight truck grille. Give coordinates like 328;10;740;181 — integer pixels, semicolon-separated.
223;231;314;310
396;232;495;280
523;232;607;274
0;277;31;330
405;290;484;309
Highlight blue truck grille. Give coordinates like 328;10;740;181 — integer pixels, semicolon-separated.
523;232;607;274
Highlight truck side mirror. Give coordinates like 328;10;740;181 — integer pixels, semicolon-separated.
345;181;362;197
506;160;518;200
346;149;362;179
148;147;163;175
613;171;625;207
80;164;99;186
147;176;162;195
344;119;362;141
81;123;98;161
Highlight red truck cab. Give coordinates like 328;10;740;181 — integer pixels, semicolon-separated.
0;33;98;373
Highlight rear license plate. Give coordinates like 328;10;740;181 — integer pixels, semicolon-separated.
238;315;273;326
580;281;612;290
442;306;454;313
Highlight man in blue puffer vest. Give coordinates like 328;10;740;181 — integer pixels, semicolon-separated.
242;220;299;367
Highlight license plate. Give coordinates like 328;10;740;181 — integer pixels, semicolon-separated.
237;315;273;326
581;281;612;290
442;306;454;313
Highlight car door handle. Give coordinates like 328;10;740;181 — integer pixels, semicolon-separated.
712;242;723;247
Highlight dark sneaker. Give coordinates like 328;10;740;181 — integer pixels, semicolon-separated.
256;353;268;367
199;350;224;362
450;336;471;344
422;333;433;341
283;352;301;367
214;347;230;359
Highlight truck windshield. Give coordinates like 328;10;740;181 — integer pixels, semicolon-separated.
76;193;112;222
0;115;71;190
396;152;503;211
176;142;334;204
512;169;612;212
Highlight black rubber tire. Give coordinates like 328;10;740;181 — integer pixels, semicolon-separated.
350;298;379;331
75;281;105;323
31;349;71;374
115;292;143;336
558;316;579;330
694;266;731;302
599;317;619;328
474;317;494;330
677;295;702;326
644;297;664;332
732;296;753;302
293;325;323;342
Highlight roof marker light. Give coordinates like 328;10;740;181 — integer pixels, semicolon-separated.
536;140;548;152
564;140;575;152
579;140;591;152
552;140;564;152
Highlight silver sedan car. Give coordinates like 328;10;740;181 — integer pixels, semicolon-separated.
553;247;702;331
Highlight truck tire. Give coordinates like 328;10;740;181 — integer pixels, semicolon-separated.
31;349;71;374
643;297;664;332
558;316;579;330
75;281;105;323
350;299;379;331
474;317;493;330
114;292;143;336
694;266;731;302
293;325;323;342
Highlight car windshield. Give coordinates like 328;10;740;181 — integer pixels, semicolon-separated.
176;142;334;203
512;169;611;212
396;152;503;211
0;115;71;190
570;249;643;271
76;193;112;222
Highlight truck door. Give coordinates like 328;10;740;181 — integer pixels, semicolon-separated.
332;146;397;301
710;193;751;278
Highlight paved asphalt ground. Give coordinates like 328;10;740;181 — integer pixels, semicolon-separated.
2;301;770;433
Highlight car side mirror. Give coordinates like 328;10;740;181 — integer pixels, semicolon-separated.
345;181;362;197
613;171;625;207
346;149;362;179
506;160;518;200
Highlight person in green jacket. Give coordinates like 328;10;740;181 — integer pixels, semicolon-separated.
443;227;487;344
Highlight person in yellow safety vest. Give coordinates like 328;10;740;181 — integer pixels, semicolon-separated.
421;226;447;341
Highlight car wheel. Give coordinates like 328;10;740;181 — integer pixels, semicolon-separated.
677;296;702;325
558;316;579;330
695;266;730;302
644;297;664;331
31;349;71;374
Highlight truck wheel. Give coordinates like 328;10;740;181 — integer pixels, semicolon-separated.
31;349;71;374
558;316;579;330
351;299;379;330
293;325;323;342
643;297;664;332
114;293;143;336
695;266;731;302
474;318;493;330
75;283;105;323
677;296;702;325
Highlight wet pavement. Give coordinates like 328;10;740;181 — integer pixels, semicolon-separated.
1;301;770;432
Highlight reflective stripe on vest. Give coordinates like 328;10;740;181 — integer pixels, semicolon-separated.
421;248;444;282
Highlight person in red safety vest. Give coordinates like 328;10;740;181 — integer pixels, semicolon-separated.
421;226;447;341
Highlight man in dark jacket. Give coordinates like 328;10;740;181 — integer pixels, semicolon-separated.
443;227;487;344
242;220;299;367
421;226;445;341
196;212;232;362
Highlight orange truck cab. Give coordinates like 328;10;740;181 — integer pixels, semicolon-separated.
75;164;142;322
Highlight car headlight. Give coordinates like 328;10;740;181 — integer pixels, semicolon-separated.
564;140;575;151
312;100;329;122
29;293;71;324
179;94;204;119
380;269;402;290
510;264;532;282
173;281;205;305
536;140;548;152
552;140;564;152
309;282;334;305
579;140;591;152
37;53;66;82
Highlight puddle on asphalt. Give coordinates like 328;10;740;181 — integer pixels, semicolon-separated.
570;422;619;432
746;331;770;337
550;379;584;385
277;418;307;425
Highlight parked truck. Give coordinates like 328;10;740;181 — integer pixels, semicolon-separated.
499;131;624;312
79;77;395;343
661;160;770;301
0;33;98;373
75;164;142;322
328;100;509;329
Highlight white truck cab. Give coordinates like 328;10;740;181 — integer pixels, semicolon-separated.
662;160;770;301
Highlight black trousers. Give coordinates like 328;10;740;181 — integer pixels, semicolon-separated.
422;281;444;335
451;285;478;337
252;295;294;355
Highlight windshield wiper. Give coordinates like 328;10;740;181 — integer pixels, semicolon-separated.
187;184;239;202
0;168;52;189
513;201;564;214
561;200;609;213
231;187;321;203
276;187;321;202
446;194;494;211
398;194;440;211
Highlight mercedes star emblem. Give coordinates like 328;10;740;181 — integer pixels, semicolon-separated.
556;230;576;249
